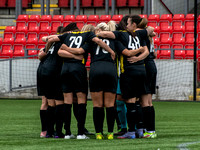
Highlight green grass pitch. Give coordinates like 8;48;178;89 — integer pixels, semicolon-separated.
0;100;200;150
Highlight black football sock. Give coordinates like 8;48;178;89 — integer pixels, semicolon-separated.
77;104;87;135
63;104;72;135
150;106;155;131
142;106;151;131
40;110;47;132
126;103;136;132
93;107;104;133
73;102;78;122
115;108;122;131
106;107;115;133
135;101;144;129
55;104;64;134
46;106;56;135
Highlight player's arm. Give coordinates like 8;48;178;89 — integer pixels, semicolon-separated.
59;44;85;55
58;50;83;60
127;46;149;63
38;48;47;61
121;47;145;57
42;35;59;42
96;31;116;39
92;37;115;60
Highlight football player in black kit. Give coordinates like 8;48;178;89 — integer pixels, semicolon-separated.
61;22;147;140
97;15;154;139
135;17;157;138
46;25;115;139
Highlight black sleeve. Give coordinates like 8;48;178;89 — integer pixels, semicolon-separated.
86;32;96;43
113;31;120;39
115;40;126;54
58;33;69;43
137;29;148;40
81;43;92;53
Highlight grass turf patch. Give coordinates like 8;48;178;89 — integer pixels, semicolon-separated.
0;100;200;150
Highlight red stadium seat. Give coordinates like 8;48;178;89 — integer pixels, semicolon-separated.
172;14;185;29
0;38;3;47
160;33;172;45
160;14;172;22
139;14;148;18
16;22;26;30
63;15;76;27
112;15;123;23
76;15;87;23
128;0;139;7
86;54;91;67
185;50;194;59
51;15;64;32
17;15;29;23
99;15;111;23
148;14;160;28
13;45;25;57
172;44;184;51
26;38;38;49
4;26;16;39
40;26;51;35
58;0;69;7
29;15;40;23
0;0;6;7
40;15;52;28
174;50;185;59
76;15;87;29
154;26;160;34
93;0;104;7
1;45;13;58
7;0;28;8
38;33;49;41
116;0;127;7
185;33;194;44
173;25;185;33
185;45;194;50
185;14;194;32
153;36;160;47
87;15;99;26
26;38;38;58
82;0;92;7
3;38;14;46
172;33;185;45
15;37;26;46
38;44;46;50
160;25;172;33
157;49;171;59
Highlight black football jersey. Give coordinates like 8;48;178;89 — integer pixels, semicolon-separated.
83;37;125;64
41;42;63;75
113;30;147;68
58;31;96;63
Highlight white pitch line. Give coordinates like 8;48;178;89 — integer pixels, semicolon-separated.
177;141;200;150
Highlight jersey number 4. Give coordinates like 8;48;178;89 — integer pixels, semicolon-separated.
69;36;83;48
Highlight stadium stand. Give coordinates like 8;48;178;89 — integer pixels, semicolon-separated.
0;14;198;60
7;0;29;8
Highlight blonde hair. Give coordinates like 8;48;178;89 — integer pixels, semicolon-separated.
81;24;95;32
95;21;116;31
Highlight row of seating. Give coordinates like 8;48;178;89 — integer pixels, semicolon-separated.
0;0;30;8
58;0;144;7
157;50;200;59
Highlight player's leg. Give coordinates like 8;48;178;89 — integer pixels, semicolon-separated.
54;98;65;138
46;99;56;138
135;99;144;138
115;94;127;135
76;92;89;139
143;60;157;138
63;92;75;139
40;96;48;138
104;92;116;140
91;91;104;140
